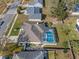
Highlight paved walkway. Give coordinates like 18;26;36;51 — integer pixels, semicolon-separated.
7;14;18;37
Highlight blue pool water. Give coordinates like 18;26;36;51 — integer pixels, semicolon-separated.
43;29;56;43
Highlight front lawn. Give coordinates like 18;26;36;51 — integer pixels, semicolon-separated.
56;50;71;59
10;14;27;36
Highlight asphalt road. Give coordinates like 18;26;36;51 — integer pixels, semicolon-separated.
0;0;20;38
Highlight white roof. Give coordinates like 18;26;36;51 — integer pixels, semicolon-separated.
34;3;43;8
23;3;42;8
77;19;79;26
71;12;79;15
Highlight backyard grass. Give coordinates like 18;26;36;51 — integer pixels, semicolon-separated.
48;50;72;59
53;17;79;47
55;50;71;59
48;51;55;59
10;14;27;36
71;40;79;55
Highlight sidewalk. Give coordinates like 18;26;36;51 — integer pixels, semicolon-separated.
7;14;18;37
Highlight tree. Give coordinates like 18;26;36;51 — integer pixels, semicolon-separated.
0;36;22;55
45;22;53;28
17;6;26;14
62;41;68;53
51;0;68;23
62;24;71;35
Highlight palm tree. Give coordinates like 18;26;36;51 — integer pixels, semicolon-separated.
51;0;68;23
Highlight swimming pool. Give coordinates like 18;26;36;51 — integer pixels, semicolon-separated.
43;29;56;43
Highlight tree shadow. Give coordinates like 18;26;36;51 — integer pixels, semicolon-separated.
53;27;59;43
43;0;45;7
42;14;47;20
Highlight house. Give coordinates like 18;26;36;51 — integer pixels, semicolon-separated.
23;0;43;22
24;6;42;21
28;14;42;21
0;56;5;59
76;19;79;31
71;4;79;16
35;0;43;5
12;51;44;59
23;0;43;8
18;23;57;46
34;0;43;8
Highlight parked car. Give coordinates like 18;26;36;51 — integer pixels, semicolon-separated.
0;21;4;26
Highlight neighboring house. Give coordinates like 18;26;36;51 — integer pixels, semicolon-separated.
23;0;43;21
71;4;79;15
24;7;42;21
0;56;5;59
23;0;43;8
34;0;43;8
12;51;44;59
18;23;57;46
35;0;43;5
76;19;79;31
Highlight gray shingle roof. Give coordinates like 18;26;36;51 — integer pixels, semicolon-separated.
18;32;28;42
12;51;44;59
27;7;41;14
28;14;42;19
35;0;43;4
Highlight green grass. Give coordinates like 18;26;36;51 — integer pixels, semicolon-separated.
55;17;78;40
71;41;79;55
5;15;16;35
53;17;79;47
56;50;70;59
48;51;55;59
10;14;27;36
0;43;23;55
